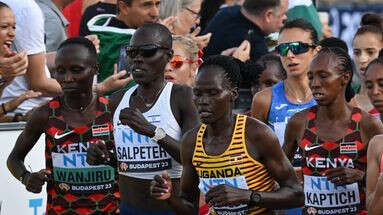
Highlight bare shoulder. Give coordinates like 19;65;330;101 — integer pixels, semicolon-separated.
251;87;273;121
359;109;383;138
251;87;272;109
287;108;309;129
368;135;383;158
245;116;277;146
172;83;192;97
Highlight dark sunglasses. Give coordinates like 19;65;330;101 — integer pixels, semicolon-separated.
126;44;170;58
276;42;316;56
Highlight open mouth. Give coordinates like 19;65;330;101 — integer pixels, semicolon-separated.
3;40;12;49
288;63;299;68
312;92;324;99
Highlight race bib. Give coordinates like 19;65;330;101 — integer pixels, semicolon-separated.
114;124;172;173
52;152;115;194
304;175;360;215
199;176;249;215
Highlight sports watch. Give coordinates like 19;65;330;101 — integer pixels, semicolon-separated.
249;191;261;206
152;127;166;142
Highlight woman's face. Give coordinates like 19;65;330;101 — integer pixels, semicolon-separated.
278;28;317;78
365;63;383;113
308;53;349;106
353;32;382;76
174;0;201;35
164;41;198;86
0;7;15;56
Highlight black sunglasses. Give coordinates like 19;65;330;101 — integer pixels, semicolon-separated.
276;42;316;56
126;44;170;58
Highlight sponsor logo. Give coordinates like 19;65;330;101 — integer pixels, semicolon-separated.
59;183;70;192
275;104;288;110
307;207;317;215
54;130;74;140
305;144;322;151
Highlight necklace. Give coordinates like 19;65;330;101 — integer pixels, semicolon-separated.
63;93;96;113
136;82;166;108
284;82;311;104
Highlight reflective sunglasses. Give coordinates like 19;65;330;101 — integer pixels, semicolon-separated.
126;44;169;58
276;42;316;56
170;55;195;69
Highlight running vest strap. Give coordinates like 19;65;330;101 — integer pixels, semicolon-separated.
113;82;182;179
268;81;317;145
192;114;276;215
45;96;119;215
299;106;366;215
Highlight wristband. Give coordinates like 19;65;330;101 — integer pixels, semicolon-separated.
19;171;30;185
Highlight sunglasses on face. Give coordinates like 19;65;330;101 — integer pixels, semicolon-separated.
276;42;316;56
126;44;170;58
170;55;195;69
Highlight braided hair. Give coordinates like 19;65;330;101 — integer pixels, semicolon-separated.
315;47;355;102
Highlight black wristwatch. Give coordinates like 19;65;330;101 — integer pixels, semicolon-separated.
249;191;261;206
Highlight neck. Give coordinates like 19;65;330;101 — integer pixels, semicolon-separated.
318;96;349;121
63;90;94;110
52;0;70;11
284;75;312;102
240;8;267;34
137;78;166;97
207;111;235;137
116;14;134;28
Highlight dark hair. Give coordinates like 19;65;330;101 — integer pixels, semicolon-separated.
134;23;172;48
199;0;225;32
198;55;242;89
0;1;9;9
117;0;133;14
243;0;280;16
279;19;319;45
58;37;98;65
366;49;383;75
319;37;348;53
354;13;382;40
255;54;287;80
315;47;355;102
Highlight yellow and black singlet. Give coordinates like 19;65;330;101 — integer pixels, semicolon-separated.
192;114;276;215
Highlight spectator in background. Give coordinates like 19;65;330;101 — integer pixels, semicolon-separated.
164;35;199;86
0;0;62;116
79;0;117;36
287;0;322;39
199;0;224;32
351;13;382;115
0;2;41;122
318;11;332;39
87;0;160;87
35;0;73;52
202;0;288;61
159;0;211;49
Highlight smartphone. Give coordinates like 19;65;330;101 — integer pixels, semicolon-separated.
117;44;131;79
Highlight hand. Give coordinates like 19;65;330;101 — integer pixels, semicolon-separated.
324;167;364;185
85;35;100;53
221;47;237;56
97;64;132;94
189;27;212;49
150;171;172;200
24;169;51;193
21;90;42;101
86;140;111;165
119;107;156;137
159;16;177;34
205;184;252;207
0;49;28;78
232;40;250;62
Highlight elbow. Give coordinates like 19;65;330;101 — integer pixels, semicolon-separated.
7;152;16;173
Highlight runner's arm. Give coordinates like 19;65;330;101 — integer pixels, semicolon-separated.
248;118;304;209
366;136;383;214
7;105;49;183
282;112;306;162
156;130;200;214
250;88;272;124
